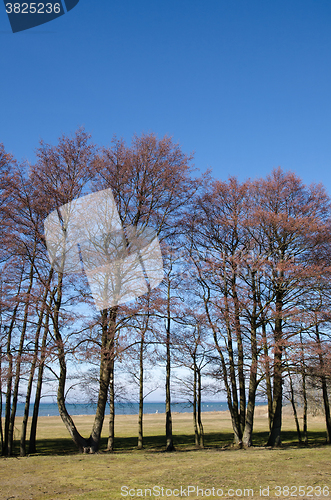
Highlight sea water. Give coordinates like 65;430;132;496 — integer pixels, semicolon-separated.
1;401;267;417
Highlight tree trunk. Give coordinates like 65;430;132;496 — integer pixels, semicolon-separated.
3;333;13;456
261;312;273;432
0;345;3;455
8;326;27;455
165;285;174;452
315;324;331;444
243;383;256;448
28;305;50;454
90;306;117;453
299;333;308;445
223;288;242;445
267;390;282;447
3;271;23;456
204;286;242;444
55;269;118;453
211;323;242;445
165;343;174;451
321;375;331;444
107;361;115;451
232;275;246;436
267;292;283;447
302;371;308;444
137;332;144;450
286;360;302;444
20;272;52;456
193;361;199;447
54;273;88;452
20;310;44;456
219;347;242;445
243;295;258;448
8;249;36;455
197;368;204;448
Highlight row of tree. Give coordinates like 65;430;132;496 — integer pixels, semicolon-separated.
0;129;330;456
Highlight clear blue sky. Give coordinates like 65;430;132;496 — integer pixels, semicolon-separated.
1;0;331;191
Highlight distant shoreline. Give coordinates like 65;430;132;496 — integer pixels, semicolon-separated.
4;401;268;418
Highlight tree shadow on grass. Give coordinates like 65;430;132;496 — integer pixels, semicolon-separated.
251;429;328;448
11;428;328;457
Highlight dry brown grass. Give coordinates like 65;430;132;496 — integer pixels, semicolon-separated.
0;408;330;500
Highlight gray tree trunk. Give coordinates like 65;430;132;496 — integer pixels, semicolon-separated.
8;248;37;455
28;300;51;454
286;360;302;444
0;345;3;454
20;270;52;456
267;292;283;447
3;271;23;456
243;291;258;448
315;324;331;443
107;362;115;451
197;368;204;448
137;332;144;449
193;361;199;447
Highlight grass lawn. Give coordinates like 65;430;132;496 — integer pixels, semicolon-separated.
0;407;330;500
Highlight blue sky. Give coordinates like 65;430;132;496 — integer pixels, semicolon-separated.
1;0;331;191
